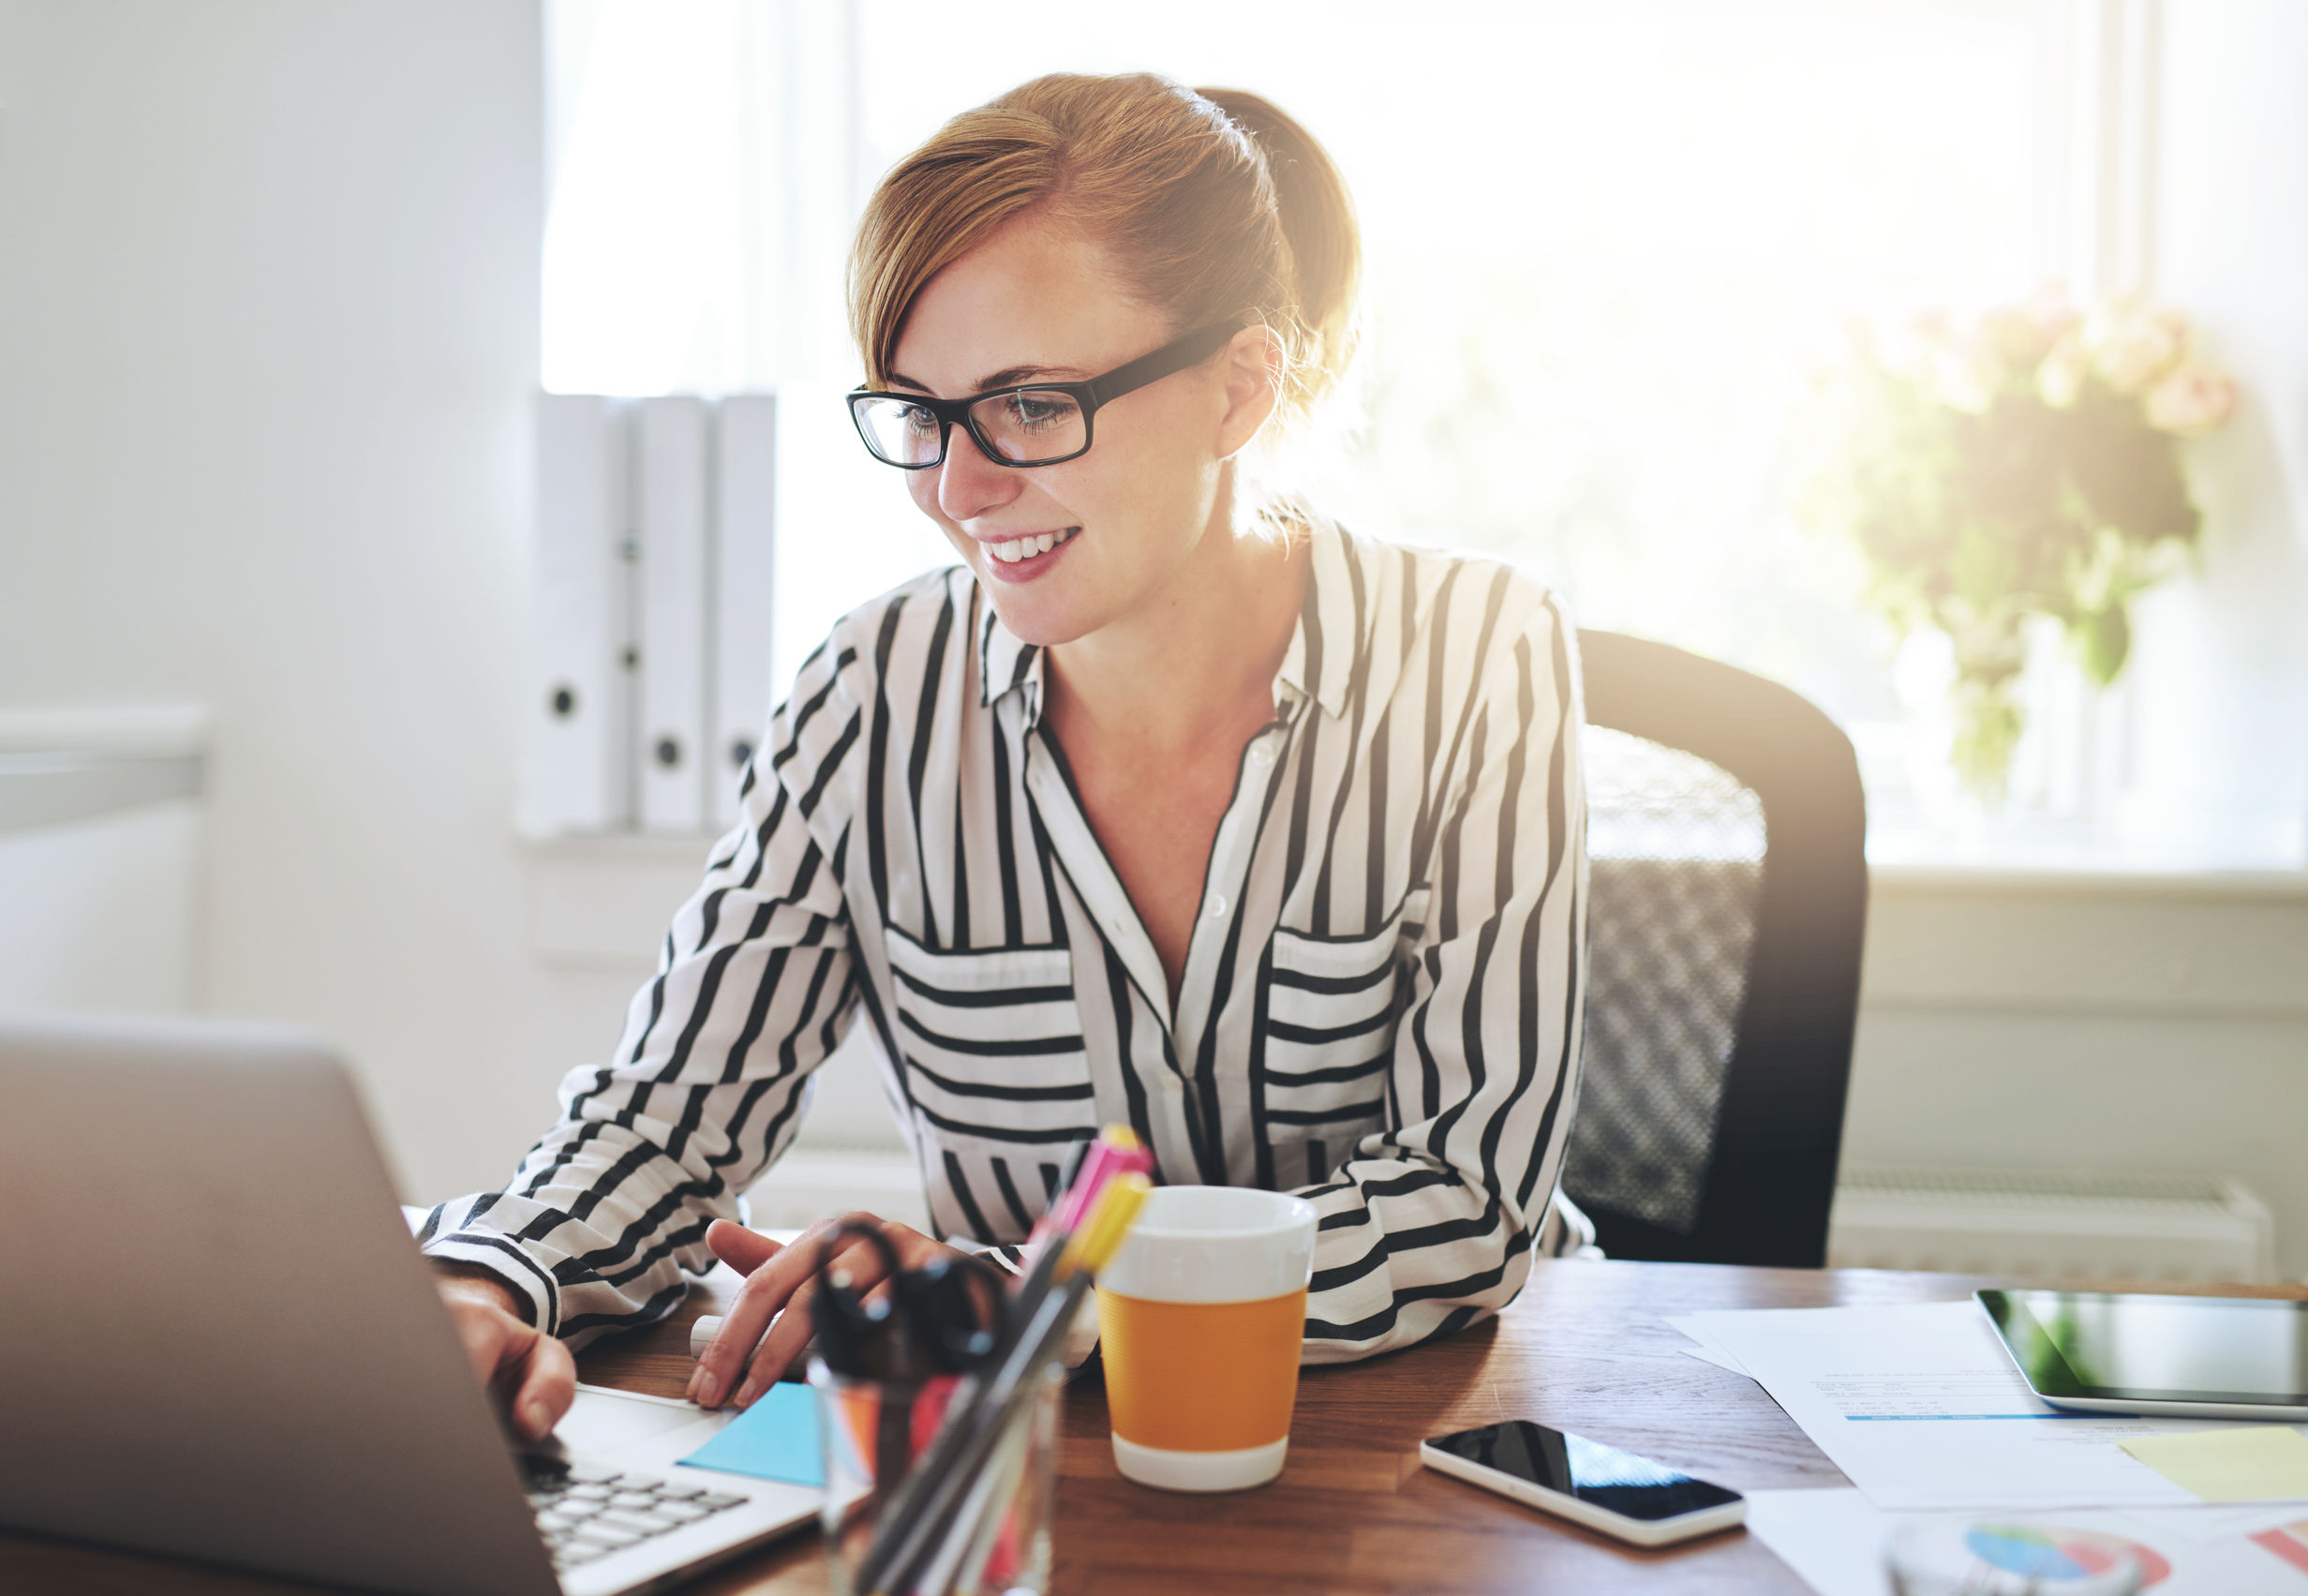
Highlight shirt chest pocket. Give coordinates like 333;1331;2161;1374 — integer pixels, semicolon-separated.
1261;898;1421;1150
883;924;1096;1148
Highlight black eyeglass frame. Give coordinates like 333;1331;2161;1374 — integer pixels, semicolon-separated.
846;318;1248;470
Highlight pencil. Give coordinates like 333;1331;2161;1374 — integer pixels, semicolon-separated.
857;1175;1150;1595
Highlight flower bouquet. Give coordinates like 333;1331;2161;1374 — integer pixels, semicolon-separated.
1799;291;2237;798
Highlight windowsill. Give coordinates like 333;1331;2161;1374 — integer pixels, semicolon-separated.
1866;813;2308;902
519;825;2308;881
518;828;718;966
517;828;2308;1021
1870;861;2308;902
518;828;722;864
1864;805;2307;886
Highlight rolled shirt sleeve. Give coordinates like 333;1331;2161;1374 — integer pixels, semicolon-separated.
1295;591;1586;1363
422;640;864;1345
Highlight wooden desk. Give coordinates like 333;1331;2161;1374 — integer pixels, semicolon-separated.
7;1261;2302;1594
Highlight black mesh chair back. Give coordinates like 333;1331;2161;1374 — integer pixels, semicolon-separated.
1561;630;1868;1267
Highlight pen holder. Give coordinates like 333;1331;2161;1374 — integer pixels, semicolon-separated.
810;1357;1063;1596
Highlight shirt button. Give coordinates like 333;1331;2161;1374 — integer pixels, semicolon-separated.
1248;742;1275;768
1207;895;1228;918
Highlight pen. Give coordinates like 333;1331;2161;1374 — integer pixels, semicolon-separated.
915;1406;1030;1596
859;1173;1151;1596
901;1178;1149;1594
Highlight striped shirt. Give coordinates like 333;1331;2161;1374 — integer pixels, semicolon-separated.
424;522;1587;1362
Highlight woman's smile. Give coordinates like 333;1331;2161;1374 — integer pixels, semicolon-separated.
974;524;1081;579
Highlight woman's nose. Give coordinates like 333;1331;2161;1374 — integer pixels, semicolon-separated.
935;424;1020;523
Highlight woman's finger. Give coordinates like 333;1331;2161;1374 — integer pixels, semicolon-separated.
511;1326;577;1440
731;1231;898;1407
436;1284;575;1440
706;1217;782;1276
727;1225;999;1407
690;1213;882;1407
875;1220;943;1268
688;1224;819;1407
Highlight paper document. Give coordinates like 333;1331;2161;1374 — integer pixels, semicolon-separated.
1665;1314;1752;1376
1682;1343;1752;1377
1684;1302;2286;1512
2122;1426;2308;1503
1746;1488;2308;1596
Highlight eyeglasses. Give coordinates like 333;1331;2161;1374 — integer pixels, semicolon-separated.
847;319;1246;470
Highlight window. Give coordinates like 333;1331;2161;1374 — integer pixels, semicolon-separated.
539;1;2299;869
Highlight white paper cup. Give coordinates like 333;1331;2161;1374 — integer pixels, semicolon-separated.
1094;1186;1318;1492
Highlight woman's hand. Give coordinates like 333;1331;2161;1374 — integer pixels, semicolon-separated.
434;1269;576;1442
686;1213;974;1410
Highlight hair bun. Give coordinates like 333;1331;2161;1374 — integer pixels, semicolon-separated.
1195;88;1362;410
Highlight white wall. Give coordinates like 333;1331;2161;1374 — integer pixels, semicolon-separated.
2119;0;2308;866
1844;873;2308;1279
0;0;634;1202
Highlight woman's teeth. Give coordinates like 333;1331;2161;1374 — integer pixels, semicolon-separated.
986;528;1077;564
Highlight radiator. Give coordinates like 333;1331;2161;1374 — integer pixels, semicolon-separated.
1827;1165;2277;1284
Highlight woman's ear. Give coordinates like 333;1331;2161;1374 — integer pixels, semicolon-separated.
1213;323;1285;460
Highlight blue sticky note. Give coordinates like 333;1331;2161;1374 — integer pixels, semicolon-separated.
678;1381;825;1487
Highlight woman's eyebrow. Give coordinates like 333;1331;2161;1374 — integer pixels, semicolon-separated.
884;364;1089;395
973;363;1078;390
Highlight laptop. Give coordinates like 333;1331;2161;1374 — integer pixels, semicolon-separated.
0;1012;819;1596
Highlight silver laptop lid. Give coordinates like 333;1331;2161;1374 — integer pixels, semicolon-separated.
0;1011;558;1596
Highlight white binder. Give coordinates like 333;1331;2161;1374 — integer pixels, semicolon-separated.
711;395;777;831
636;397;709;833
525;394;632;834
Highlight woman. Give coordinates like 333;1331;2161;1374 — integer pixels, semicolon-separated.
426;72;1586;1439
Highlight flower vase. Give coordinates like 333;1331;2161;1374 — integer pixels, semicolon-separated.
1945;617;2030;805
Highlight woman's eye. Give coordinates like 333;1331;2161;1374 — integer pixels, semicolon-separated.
901;404;939;435
1005;393;1067;430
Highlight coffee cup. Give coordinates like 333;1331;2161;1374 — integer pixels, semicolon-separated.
1094;1185;1318;1492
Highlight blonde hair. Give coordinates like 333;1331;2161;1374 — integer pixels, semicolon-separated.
849;72;1361;456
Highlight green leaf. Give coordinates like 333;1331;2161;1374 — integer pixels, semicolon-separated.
2071;604;2131;686
1952;679;2023;803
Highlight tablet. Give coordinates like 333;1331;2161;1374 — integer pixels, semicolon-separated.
1978;1289;2308;1420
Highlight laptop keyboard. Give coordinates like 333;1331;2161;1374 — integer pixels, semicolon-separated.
525;1459;748;1572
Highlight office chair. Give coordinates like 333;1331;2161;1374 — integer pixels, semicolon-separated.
1559;630;1868;1268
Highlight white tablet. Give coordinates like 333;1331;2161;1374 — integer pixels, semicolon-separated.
1978;1288;2308;1421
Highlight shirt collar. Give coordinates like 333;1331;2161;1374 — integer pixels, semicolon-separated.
976;592;1047;723
1272;520;1362;721
972;519;1369;724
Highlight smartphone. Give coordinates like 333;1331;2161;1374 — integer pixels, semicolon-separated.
1420;1422;1746;1547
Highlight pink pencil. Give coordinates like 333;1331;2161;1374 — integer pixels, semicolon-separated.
1029;1126;1152;1252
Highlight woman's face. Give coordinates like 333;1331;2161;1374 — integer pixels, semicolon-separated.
886;210;1252;649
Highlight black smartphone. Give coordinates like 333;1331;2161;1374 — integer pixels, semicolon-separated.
1421;1422;1746;1547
